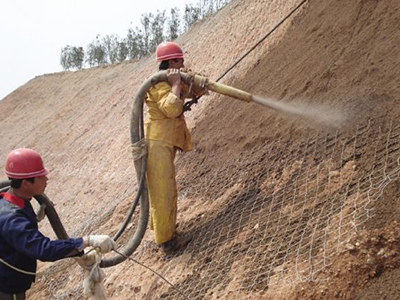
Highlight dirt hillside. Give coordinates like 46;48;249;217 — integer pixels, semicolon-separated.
1;0;400;299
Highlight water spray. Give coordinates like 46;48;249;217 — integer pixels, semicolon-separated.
183;72;348;128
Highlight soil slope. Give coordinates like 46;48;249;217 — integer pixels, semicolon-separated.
1;0;400;299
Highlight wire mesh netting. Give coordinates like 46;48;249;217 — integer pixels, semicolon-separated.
155;118;400;299
35;117;400;299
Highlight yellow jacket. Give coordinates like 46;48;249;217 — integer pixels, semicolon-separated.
144;81;192;152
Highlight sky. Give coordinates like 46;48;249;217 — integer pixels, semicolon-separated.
0;0;196;100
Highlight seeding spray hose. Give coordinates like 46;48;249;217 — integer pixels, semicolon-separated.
104;71;270;267
0;0;312;270
0;72;291;270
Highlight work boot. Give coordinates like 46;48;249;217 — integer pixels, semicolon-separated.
160;235;192;254
160;239;177;253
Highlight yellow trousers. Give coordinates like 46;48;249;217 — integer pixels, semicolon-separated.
146;140;178;244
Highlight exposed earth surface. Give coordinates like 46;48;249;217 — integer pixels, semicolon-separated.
1;0;400;299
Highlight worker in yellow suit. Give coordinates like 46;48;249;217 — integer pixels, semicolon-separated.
145;42;205;253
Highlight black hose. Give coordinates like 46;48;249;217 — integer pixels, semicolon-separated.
112;109;146;242
100;71;194;267
0;71;192;268
112;158;145;241
0;180;69;240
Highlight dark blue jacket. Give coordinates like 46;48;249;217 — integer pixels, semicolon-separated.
0;192;83;294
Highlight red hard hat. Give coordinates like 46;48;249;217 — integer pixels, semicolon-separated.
4;148;48;179
156;42;184;62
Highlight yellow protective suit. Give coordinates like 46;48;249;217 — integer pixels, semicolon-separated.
145;81;192;244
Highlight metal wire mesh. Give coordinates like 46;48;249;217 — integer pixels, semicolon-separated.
155;118;400;299
33;117;400;299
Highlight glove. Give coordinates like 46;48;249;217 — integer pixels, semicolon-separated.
88;235;116;254
77;249;97;269
188;71;209;97
191;77;209;97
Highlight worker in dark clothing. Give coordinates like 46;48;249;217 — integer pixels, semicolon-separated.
0;148;116;300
